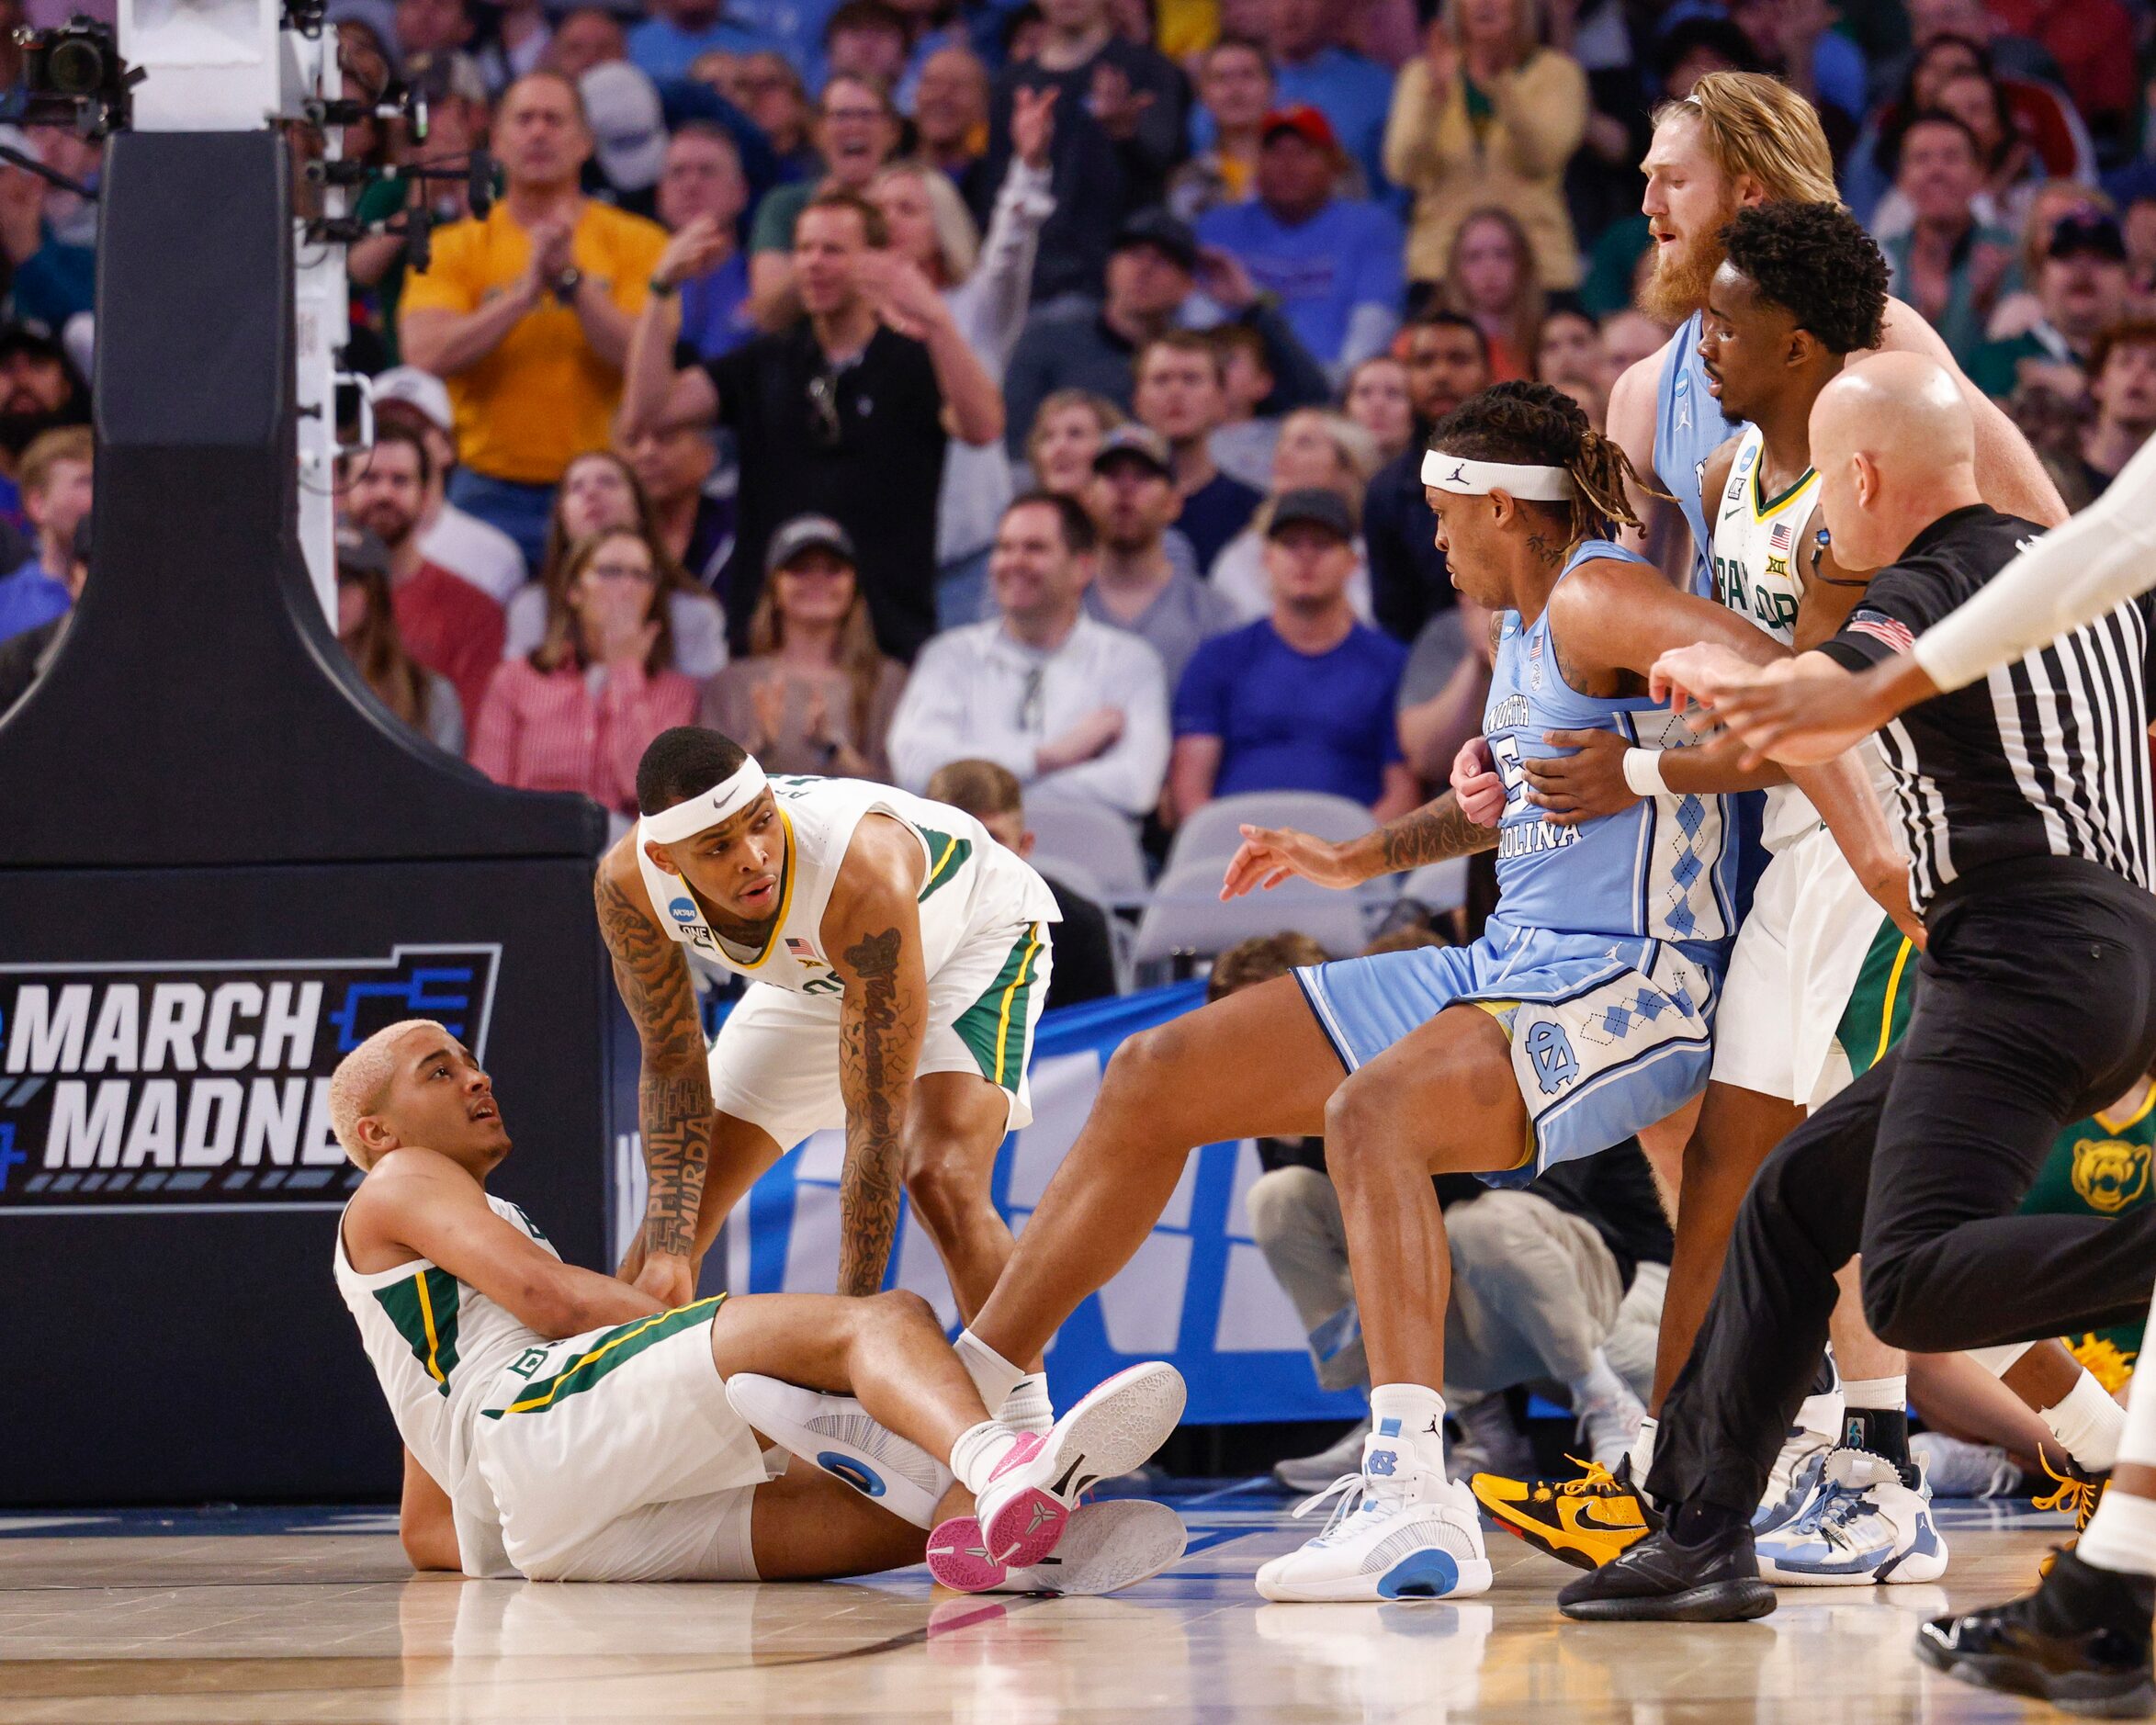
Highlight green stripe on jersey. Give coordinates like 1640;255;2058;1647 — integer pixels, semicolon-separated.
915;826;974;902
951;924;1045;1088
374;1268;462;1396
484;1296;724;1418
1834;918;1917;1079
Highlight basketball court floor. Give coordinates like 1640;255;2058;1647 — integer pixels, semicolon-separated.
0;1486;2094;1722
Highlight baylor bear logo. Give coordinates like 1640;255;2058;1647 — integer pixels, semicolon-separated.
2071;1135;2151;1213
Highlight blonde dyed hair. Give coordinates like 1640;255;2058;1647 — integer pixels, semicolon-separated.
328;1019;446;1168
872;159;980;286
1654;71;1840;209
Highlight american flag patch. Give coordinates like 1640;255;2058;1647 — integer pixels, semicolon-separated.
1846;611;1915;654
1769;521;1791;552
785;938;814;956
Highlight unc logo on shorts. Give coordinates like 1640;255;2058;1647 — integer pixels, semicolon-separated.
818;1452;886;1498
1524;1021;1579;1096
667;897;697;923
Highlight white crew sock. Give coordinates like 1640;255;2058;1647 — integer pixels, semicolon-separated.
1843;1374;1908;1409
1368;1382;1448;1478
954;1329;1027;1415
999;1372;1055;1436
1629;1415;1658;1480
2042;1370;2126;1473
1568;1348;1643;1418
948;1418;1024;1495
2077;1285;2156;1575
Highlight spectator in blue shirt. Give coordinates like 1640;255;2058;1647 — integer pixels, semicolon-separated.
1245;0;1394;199
655;124;756;362
1134;330;1266;570
1196;104;1405;386
627;0;773;84
1169;486;1417;820
0;424;88;648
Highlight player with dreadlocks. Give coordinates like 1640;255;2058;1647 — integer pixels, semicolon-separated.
907;382;1913;1604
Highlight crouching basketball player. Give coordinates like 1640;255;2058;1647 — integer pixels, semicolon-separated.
599;721;1063;1430
332;1020;1185;1590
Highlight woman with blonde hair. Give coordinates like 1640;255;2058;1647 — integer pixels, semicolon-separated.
871;85;1057;626
1443;206;1544;382
471;527;702;822
501;448;728;677
1207;409;1382;623
701;523;908;780
1384;0;1587;293
1023;389;1127;495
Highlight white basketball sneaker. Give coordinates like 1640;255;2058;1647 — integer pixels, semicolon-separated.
1255;1431;1492;1604
725;1373;954;1529
1754;1448;1948;1586
985;1498;1188;1595
1752;1391;1841;1537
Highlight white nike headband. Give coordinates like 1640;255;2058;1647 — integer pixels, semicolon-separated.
1421;450;1576;502
639;755;770;845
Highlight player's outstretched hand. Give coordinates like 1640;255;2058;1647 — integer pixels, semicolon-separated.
1523;727;1638;827
633;1249;697;1311
1451;735;1506;826
1221;825;1358;899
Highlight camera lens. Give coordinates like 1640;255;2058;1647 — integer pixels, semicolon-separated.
46;34;107;96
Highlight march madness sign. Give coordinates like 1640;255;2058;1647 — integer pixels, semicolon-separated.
0;945;500;1212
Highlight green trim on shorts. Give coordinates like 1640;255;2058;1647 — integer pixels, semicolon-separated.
483;1295;725;1418
1834;917;1917;1078
374;1268;462;1397
951;923;1045;1090
914;826;974;903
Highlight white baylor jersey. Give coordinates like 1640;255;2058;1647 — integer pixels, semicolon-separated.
638;774;1060;998
1711;428;1826;854
334;1193;556;1571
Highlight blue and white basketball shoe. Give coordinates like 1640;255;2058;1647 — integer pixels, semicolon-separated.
1256;1426;1492;1604
1754;1448;1948;1586
725;1373;954;1529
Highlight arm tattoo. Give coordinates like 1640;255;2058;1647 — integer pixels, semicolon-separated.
1374;792;1501;873
835;925;914;1298
596;873;712;1262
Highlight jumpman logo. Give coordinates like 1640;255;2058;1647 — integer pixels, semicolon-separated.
1424;1418;1443;1437
1446;462;1468;485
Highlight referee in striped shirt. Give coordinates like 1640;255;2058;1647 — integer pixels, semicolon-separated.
1560;355;2156;1662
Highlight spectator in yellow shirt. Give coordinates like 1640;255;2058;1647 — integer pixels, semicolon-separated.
401;72;668;566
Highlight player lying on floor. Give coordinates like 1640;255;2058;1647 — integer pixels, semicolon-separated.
330;1019;1186;1592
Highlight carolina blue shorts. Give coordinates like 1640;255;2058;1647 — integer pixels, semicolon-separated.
1294;917;1724;1184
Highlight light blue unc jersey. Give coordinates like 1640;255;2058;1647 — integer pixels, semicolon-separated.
1484;539;1738;953
1292;539;1734;1184
1654;312;1741;597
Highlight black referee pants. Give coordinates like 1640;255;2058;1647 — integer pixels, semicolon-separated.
1649;862;2156;1518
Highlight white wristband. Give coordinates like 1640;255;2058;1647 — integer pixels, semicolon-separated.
1621;747;1668;798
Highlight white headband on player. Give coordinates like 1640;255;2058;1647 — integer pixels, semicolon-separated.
639;756;771;845
1421;450;1576;502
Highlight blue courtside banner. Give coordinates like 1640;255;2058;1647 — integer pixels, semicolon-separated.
708;980;1365;1426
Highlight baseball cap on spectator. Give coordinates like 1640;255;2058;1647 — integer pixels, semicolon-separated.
335;521;392;580
371;366;454;434
765;513;857;575
1266;488;1352;541
1112;209;1200;274
1092;423;1174;478
581;62;669;194
2049;212;2128;263
326;0;401;60
1261;104;1340;156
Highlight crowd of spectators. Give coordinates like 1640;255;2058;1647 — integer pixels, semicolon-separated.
6;0;2156;881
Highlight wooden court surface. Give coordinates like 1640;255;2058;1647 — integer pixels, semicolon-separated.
0;1491;2098;1722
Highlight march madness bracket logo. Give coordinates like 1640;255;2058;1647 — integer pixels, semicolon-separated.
0;945;501;1213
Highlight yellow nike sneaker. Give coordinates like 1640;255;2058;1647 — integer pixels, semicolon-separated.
1471;1457;1661;1573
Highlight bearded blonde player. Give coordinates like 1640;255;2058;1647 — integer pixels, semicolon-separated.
596;721;1062;1434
